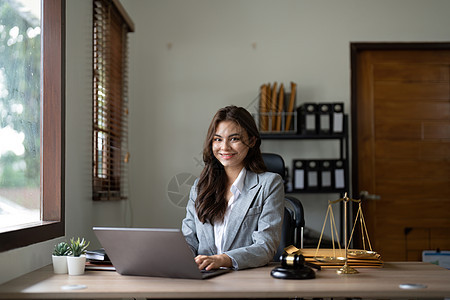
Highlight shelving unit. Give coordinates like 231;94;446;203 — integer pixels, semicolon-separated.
261;115;349;242
261;116;349;190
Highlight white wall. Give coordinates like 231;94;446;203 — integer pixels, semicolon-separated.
121;0;450;233
1;0;450;285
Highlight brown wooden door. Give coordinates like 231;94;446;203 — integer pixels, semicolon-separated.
352;45;450;261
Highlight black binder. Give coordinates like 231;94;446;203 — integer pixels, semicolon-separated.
298;103;318;135
332;103;344;134
292;160;307;191
318;103;332;135
319;160;333;190
305;160;319;191
333;160;346;190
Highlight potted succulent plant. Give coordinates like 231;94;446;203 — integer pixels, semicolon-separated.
52;242;71;274
67;237;90;275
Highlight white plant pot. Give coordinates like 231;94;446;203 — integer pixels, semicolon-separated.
52;255;68;274
67;255;86;276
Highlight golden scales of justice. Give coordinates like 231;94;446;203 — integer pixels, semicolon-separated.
314;192;377;274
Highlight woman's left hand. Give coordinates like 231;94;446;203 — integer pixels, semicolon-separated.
195;254;232;270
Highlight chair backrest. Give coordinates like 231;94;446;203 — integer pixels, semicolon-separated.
261;153;286;179
262;153;305;261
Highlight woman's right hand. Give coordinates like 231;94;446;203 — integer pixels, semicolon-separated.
195;254;232;270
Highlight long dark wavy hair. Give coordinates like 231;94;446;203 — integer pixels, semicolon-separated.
195;105;267;224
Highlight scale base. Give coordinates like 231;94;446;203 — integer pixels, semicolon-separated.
337;264;358;274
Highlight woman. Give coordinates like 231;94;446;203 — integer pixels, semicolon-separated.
182;105;284;270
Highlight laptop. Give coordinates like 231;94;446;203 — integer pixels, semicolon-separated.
92;227;231;279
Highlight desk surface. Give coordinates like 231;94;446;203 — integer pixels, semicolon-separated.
0;262;449;299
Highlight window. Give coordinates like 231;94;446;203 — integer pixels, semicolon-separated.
0;0;65;252
93;0;133;201
0;0;40;229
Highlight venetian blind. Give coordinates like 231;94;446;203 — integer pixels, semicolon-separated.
93;0;134;201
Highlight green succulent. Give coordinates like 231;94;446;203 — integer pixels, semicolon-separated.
52;242;71;256
69;237;90;257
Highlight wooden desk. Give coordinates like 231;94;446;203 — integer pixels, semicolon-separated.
0;262;449;299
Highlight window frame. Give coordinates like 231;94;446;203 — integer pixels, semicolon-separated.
0;0;65;252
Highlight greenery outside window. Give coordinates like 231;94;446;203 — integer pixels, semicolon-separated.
93;0;133;201
0;0;65;252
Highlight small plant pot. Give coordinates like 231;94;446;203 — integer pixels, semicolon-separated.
67;255;86;276
52;255;68;274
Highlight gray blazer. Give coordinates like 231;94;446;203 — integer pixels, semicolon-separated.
181;171;284;270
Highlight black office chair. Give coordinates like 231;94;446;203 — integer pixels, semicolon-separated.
262;153;305;261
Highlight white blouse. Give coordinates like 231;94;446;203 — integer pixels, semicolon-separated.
214;167;247;254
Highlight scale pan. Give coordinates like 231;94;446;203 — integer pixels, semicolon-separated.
314;256;347;263
348;250;377;257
